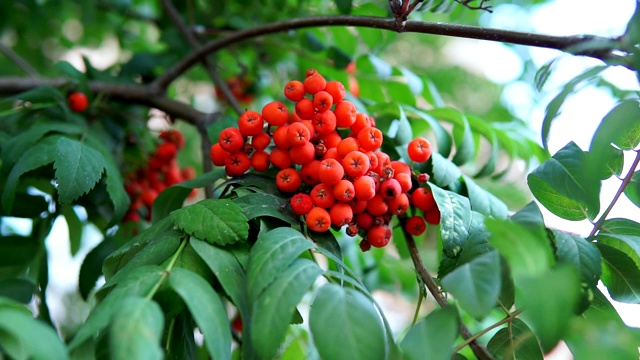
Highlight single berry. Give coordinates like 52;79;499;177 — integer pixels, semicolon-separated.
318;158;345;185
238;110;264;136
251;150;270;172
290;193;314;215
411;187;436;212
262;101;289;126
276;168;302;193
306;207;331;232
284;80;305;101
68;92;89;112
367;225;392;248
329;203;353;227
210;143;230;166
219;127;245;153
407;137;433;163
424;206;441;225
406;216;427;236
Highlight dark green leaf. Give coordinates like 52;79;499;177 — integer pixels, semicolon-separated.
310;283;387;360
428;108;475;165
152;169;225;223
334;0;352;14
0;279;36;303
62;206;83;256
252;259;321;359
79;238;118;299
594;233;640;269
551;230;601;287
534;59;557;92
168;268;231;360
170;199;248;245
527;141;601;221
621;2;640;48
517;266;581;352
430;184;472;257
247;227;314;303
441;250;500;319
302;31;326;52
216;173;280;195
356;54;392;78
601;218;640;235
0;306;69;360
597;243;640;303
486;218;554;281
487;318;543;360
109;297;164;360
0;235;39;267
54;137;105;204
327;46;352;69
399;306;459;360
232;192;299;225
308;230;342;260
462;176;508;219
624;171;640;207
591;99;640;152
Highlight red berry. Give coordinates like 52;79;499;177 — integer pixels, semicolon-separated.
67;92;89;112
290;193;314;215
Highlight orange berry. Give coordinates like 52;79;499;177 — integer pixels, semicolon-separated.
407;137;433;163
251;150;270;172
310;183;335;208
141;188;159;207
342;151;370;178
301;160;322;185
269;147;293;169
367;225;391;248
333;179;355;203
424;206;441;225
412;187;436;212
329;203;353;227
334;101;356;128
273;125;291;149
318;158;344;185
356;212;373;230
284;80;305;101
306;207;331;232
210;143;229;167
350;113;371;135
357;126;383;151
323;147;340;160
390;161;411;176
251;132;271;151
388;193;409;215
289;141;316;165
336;137;359;159
225;152;251;177
406;216;426;236
325;81;346;103
349;198;368;214
276;168;302;193
238;110;264;136
312;110;337;135
306;68;318;77
380;178;402;199
287;122;311;147
313;91;334;112
295;98;315;119
290;193;314;216
366;195;388;216
304;72;327;94
218;127;245;153
318;131;341;149
373;151;391;174
353;175;376;201
395;172;412;193
262;101;289;127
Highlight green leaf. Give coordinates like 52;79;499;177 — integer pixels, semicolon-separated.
190;239;249;318
301;31;326;52
486;318;543;360
430;152;461;187
308;230;342;260
168;267;231;360
310;283;387;360
246;227;314;303
216;173;280;196
327;46;352;69
527;141;601;221
486;218;555;281
594;233;640;269
232;192;299;225
79;238;118;299
541;66;607;148
601;218;640;235
590;99;640;153
597;243;640;303
0;235;39;267
517;266;581;352
534;58;557;92
170;199;248;245
621;2;640;48
430;184;472;257
441;251;501;319
624;171;640;207
462;176;508;219
54;137;105;204
399;306;459;360
152;169;225;223
404;106;452;157
0;306;69;360
428;108;475;165
0;279;36;303
62;206;83;256
2;135;59;212
252;259;322;359
356;54;392;78
109;297;164;360
551;230;601;287
334;0;352;14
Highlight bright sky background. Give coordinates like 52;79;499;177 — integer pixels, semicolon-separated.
20;0;639;344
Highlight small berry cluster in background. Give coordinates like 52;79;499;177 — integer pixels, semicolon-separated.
210;69;440;250
124;129;196;222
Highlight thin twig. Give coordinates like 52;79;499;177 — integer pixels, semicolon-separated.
154;15;621;89
454;309;524;354
402;225;494;360
589;149;640;237
0;43;38;77
160;0;243;115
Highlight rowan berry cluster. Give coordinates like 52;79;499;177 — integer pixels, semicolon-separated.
210;69;440;250
124;129;196;222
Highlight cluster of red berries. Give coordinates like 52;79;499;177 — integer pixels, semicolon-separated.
124;129;196;222
67;92;89;112
209;69;440;250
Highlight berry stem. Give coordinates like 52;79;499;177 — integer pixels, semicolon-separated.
453;308;524;354
401;219;493;360
145;236;189;301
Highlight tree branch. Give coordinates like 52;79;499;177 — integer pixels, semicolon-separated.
402;224;494;360
0;77;207;125
0;43;38;77
154;15;621;89
160;0;244;115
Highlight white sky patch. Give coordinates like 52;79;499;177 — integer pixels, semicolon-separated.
443;39;523;83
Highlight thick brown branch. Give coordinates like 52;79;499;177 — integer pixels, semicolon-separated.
0;77;207;125
160;0;244;115
154;15;620;89
402;224;494;360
